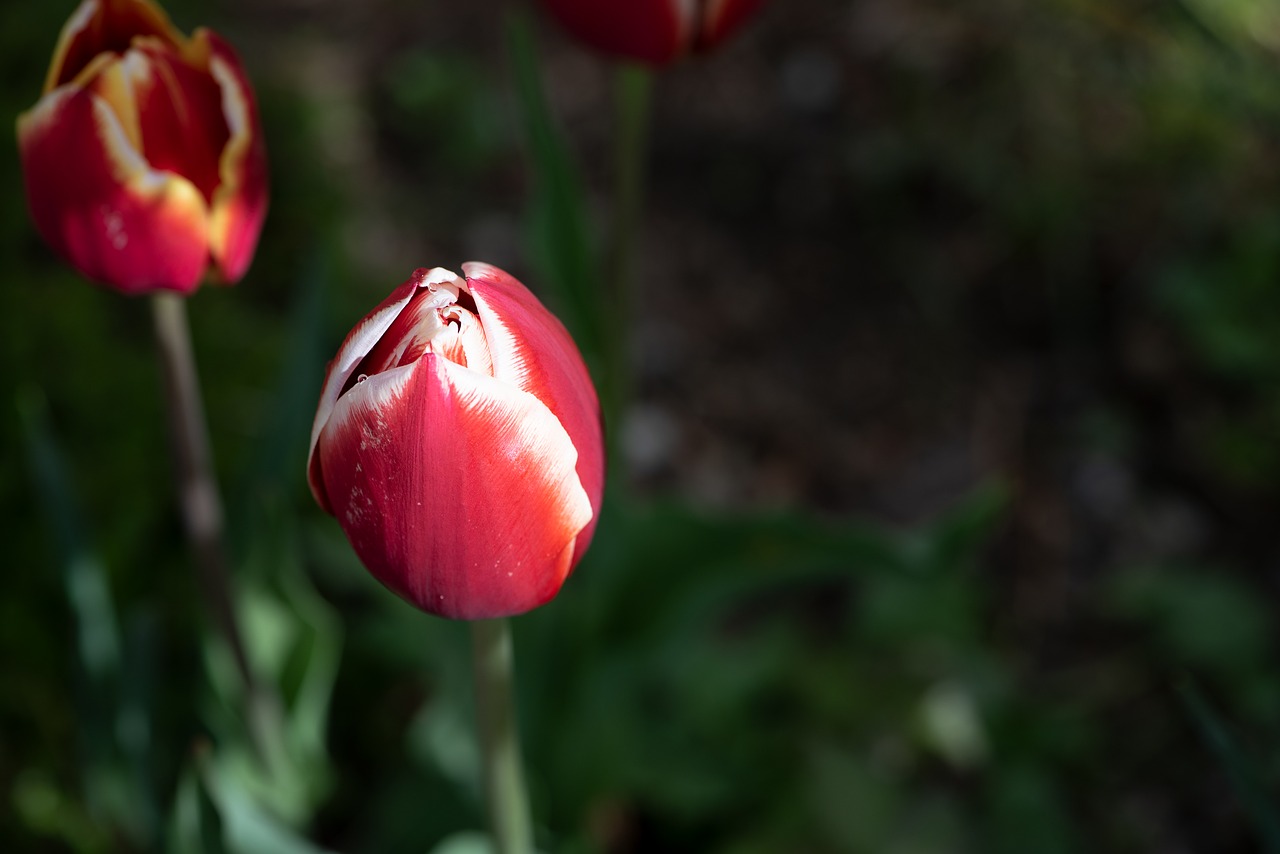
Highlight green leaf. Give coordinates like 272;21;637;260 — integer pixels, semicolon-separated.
199;755;337;854
18;388;160;847
168;761;228;854
202;524;341;826
1178;681;1280;853
428;832;497;854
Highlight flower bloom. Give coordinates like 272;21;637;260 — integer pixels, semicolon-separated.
537;0;765;65
308;264;606;620
17;0;268;295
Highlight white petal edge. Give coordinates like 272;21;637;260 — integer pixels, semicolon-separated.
307;267;464;487
43;0;99;93
318;360;416;459
316;352;594;584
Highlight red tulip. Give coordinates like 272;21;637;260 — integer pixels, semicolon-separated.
17;0;268;295
308;264;606;620
537;0;765;65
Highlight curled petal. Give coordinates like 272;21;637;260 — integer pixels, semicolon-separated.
308;279;422;511
307;268;461;510
317;354;594;620
17;84;210;294
433;307;493;376
462;263;605;560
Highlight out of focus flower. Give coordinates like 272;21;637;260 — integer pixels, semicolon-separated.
537;0;765;65
17;0;268;295
308;264;605;620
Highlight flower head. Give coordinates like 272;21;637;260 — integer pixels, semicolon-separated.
308;264;605;620
17;0;268;295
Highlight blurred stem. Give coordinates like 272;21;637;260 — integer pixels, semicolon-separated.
471;618;533;854
603;65;652;461
150;293;276;764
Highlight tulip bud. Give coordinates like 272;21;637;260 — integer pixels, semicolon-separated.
536;0;765;65
17;0;268;295
308;264;606;620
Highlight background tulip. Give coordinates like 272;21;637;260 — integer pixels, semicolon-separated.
536;0;765;65
308;264;605;620
17;0;267;295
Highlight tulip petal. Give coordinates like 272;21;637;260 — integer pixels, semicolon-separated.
307;268;461;510
47;0;182;92
204;31;268;284
538;0;688;64
462;263;605;558
17;84;210;294
317;353;593;620
122;37;228;204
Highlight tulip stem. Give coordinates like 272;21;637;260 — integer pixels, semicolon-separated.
150;293;274;762
471;618;534;854
604;65;652;465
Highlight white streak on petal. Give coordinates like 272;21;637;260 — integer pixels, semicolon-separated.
307;268;471;507
319;362;415;457
209;56;247;139
467;304;531;388
92;93;165;193
44;0;99;92
440;358;593;566
308;287;420;472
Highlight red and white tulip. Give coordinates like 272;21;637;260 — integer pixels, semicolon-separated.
536;0;766;65
308;264;606;620
17;0;268;295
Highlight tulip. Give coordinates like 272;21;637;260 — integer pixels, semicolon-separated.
308;264;606;620
17;0;268;295
536;0;765;65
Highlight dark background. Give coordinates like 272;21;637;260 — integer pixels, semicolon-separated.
3;0;1280;851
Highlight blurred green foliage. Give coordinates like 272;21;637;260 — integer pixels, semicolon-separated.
4;0;1280;852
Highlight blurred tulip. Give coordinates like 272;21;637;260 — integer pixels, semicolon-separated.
537;0;765;65
17;0;267;295
308;264;606;620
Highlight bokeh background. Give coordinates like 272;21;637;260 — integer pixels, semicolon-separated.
3;0;1280;851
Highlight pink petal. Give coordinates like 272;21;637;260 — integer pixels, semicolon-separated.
17;82;210;294
462;262;605;563
316;353;593;620
307;268;461;511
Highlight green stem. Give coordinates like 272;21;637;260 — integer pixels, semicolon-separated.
471;618;533;854
603;65;653;458
150;293;276;763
